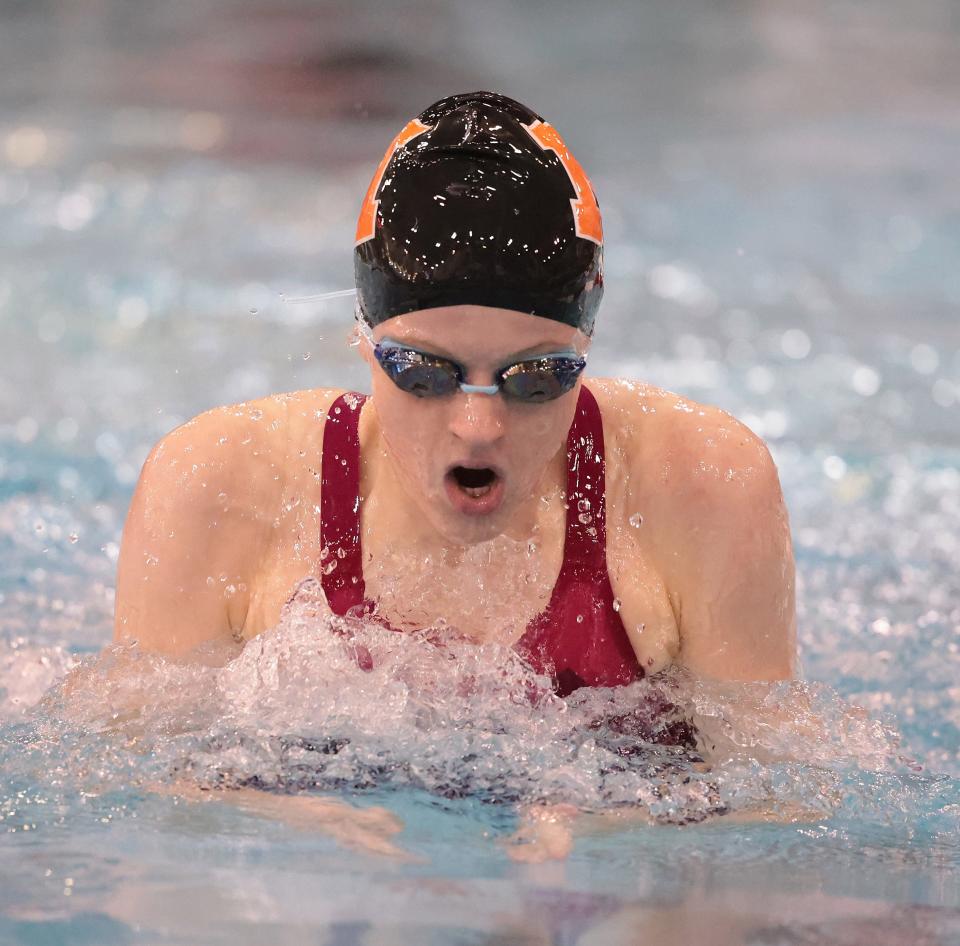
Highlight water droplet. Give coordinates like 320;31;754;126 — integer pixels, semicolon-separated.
323;560;338;575
225;584;236;597
68;533;79;543
613;598;621;612
850;365;881;397
303;351;311;361
781;328;811;360
823;455;847;480
629;513;643;528
576;614;584;624
249;307;259;315
909;343;939;375
578;512;592;525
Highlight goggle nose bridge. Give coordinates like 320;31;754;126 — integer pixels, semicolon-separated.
458;382;501;396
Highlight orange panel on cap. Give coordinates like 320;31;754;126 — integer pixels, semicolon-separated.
355;118;432;246
521;120;603;245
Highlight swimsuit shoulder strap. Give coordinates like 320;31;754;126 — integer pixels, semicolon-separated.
561;384;608;574
320;391;368;614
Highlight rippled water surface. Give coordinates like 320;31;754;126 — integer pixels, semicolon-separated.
1;1;959;944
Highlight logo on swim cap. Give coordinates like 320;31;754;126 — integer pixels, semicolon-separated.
353;91;605;335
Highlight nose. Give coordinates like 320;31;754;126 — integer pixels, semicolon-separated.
447;390;507;447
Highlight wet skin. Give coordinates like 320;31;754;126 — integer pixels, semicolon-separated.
114;305;796;682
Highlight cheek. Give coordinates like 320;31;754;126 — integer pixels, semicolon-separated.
504;404;572;476
371;379;443;474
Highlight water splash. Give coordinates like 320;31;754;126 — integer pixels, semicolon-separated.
2;588;947;836
280;288;357;305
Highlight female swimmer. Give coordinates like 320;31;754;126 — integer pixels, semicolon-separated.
114;91;795;703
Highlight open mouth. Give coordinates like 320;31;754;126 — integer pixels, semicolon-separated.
450;465;498;497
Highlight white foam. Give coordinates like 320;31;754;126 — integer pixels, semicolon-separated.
15;584;916;826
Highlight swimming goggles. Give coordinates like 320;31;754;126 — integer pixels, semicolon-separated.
373;338;587;402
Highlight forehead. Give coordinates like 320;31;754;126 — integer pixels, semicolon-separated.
372;305;582;360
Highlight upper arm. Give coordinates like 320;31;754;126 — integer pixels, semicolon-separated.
664;418;796;681
113;405;277;657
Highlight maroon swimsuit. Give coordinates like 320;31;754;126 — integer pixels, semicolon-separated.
318;385;644;697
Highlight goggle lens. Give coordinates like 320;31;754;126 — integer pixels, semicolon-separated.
377;350;461;398
500;358;582;402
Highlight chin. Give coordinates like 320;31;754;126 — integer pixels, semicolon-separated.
429;499;513;545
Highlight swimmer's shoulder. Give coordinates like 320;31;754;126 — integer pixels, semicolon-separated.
152;387;349;470
115;387;352;655
136;387;351;533
587;376;782;532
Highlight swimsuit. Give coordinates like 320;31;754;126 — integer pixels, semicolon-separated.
317;385;644;698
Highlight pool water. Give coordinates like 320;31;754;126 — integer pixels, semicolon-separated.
1;1;959;943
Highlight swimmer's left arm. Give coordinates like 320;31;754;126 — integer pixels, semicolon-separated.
667;420;797;682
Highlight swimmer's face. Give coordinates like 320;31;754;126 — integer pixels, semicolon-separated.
360;305;588;543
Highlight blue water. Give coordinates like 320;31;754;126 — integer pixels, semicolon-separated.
2;1;959;943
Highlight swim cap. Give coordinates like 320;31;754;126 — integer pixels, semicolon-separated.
354;91;604;335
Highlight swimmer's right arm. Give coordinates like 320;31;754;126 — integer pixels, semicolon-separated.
113;403;277;656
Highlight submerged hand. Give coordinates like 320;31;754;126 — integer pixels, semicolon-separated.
157;780;421;862
503;803;579;863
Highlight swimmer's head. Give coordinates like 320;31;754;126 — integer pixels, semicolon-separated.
353;91;604;336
